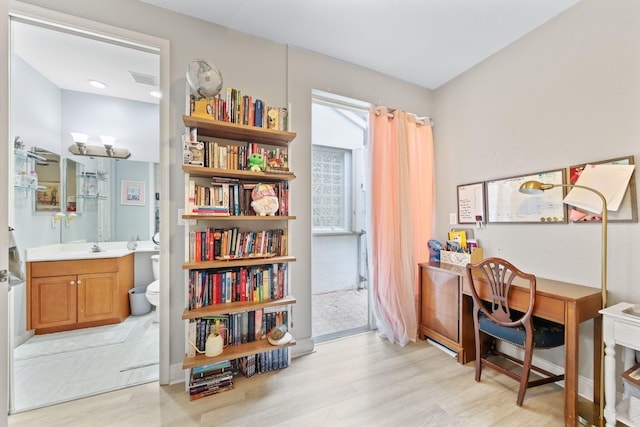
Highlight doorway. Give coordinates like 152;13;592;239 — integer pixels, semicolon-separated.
8;12;163;412
311;91;371;342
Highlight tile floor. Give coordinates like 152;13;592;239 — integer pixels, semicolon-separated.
312;288;369;338
12;310;159;413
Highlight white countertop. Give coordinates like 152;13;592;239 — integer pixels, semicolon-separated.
25;241;159;262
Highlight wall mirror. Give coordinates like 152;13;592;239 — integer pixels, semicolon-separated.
33;148;60;212
11;17;160;246
64;157;82;215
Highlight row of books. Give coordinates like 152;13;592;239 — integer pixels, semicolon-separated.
188;180;289;216
240;348;289;378
188;227;287;262
184;137;290;173
187;309;288;355
188;263;288;309
190;89;289;131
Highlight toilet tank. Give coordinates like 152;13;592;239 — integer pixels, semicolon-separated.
151;254;160;280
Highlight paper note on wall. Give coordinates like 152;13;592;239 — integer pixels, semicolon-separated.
563;164;635;213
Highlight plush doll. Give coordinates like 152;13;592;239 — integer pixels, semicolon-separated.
251;183;279;216
248;153;264;172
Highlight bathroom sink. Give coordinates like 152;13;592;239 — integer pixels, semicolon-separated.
622;305;640;319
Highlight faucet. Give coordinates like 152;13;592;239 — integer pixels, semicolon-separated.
90;242;105;252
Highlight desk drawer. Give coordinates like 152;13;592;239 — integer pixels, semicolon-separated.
423;308;458;342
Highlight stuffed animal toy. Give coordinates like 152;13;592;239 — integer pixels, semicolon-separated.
248;153;264;172
251;183;279;216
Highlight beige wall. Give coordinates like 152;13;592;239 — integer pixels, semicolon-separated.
15;0;639;394
434;0;640;386
14;0;434;376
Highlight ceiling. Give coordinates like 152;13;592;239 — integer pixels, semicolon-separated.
12;20;160;104
11;1;580;102
141;0;580;89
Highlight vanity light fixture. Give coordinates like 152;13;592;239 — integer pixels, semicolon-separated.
100;135;116;157
70;132;89;155
68;132;131;159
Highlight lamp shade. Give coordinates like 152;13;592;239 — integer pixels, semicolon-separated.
70;132;89;144
519;180;554;194
99;135;116;146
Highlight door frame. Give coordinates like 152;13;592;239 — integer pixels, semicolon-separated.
5;1;171;417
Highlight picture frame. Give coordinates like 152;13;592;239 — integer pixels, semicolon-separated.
35;181;61;212
567;155;637;223
486;169;567;224
121;180;146;206
457;182;486;224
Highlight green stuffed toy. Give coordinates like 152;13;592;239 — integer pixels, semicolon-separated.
249;153;264;172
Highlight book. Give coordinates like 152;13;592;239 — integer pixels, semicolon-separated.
254;100;263;127
189;384;234;400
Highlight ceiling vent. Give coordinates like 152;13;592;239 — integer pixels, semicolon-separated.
129;71;158;86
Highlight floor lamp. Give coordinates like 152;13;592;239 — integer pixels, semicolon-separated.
519;180;607;426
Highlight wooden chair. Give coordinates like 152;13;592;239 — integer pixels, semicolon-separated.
465;257;565;406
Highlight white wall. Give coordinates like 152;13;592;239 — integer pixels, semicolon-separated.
434;0;640;380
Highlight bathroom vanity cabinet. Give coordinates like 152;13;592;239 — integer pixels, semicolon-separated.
27;254;134;333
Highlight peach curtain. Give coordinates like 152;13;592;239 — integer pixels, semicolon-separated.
368;107;434;346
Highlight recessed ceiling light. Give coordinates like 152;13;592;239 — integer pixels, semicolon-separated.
150;91;162;99
88;79;107;89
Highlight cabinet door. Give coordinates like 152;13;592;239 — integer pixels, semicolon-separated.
31;275;77;329
421;268;459;342
77;272;118;323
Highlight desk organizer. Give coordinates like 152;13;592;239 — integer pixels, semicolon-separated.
440;248;483;267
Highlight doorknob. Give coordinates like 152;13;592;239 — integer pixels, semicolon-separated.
0;269;7;283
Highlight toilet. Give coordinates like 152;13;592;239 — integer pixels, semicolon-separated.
146;254;160;322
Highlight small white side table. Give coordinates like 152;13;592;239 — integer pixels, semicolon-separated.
601;302;640;427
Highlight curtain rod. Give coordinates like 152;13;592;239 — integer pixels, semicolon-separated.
374;107;433;127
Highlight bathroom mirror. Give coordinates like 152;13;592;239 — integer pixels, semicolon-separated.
59;157;158;244
64;157;82;214
12;18;160;245
33;148;61;212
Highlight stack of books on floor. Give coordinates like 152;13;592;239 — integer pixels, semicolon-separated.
189;360;234;400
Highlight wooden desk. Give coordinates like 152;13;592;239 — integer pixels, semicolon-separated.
419;262;603;427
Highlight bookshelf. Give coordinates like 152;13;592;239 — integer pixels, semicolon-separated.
182;114;297;399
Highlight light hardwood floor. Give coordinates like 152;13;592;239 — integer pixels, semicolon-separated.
8;332;565;426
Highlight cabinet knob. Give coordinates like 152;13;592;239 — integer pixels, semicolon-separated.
77;280;82;285
70;280;75;285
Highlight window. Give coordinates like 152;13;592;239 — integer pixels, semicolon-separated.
312;146;352;230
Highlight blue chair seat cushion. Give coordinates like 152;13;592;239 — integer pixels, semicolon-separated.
478;311;564;349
